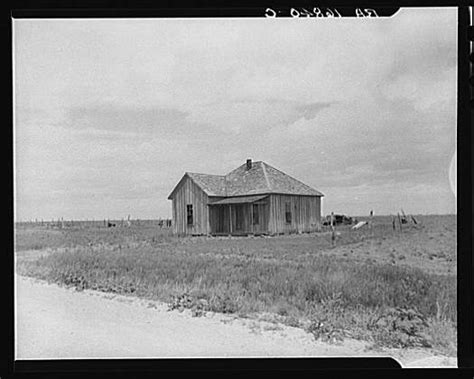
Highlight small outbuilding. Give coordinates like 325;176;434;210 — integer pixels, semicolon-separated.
167;159;324;236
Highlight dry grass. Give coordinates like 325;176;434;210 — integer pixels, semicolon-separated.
14;221;171;252
15;215;456;354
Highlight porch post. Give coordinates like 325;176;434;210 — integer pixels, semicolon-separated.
229;204;232;235
250;203;253;234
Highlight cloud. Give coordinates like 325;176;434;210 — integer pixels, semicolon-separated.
184;99;334;136
380;67;456;112
64;105;191;136
262;91;455;192
296;102;333;120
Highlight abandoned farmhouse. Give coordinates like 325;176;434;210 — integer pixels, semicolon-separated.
168;160;324;236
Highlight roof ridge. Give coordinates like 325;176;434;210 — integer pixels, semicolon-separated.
261;162;272;191
187;172;225;177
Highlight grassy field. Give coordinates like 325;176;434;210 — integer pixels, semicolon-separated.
15;215;457;355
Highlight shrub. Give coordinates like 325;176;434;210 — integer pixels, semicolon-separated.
307;292;346;344
208;293;240;314
369;307;431;348
168;293;208;317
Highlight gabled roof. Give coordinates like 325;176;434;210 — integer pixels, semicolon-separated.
168;161;324;199
186;172;227;196
167;172;227;200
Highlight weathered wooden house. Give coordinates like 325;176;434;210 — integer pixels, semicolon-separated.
168;159;324;236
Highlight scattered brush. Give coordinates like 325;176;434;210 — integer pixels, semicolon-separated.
307;292;346;344
168;293;208;317
369;307;431;349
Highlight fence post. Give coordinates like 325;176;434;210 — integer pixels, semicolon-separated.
369;210;375;254
330;212;335;246
370;210;374;236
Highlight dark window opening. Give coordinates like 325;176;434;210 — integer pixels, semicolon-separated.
187;204;193;225
252;204;259;225
285;202;292;224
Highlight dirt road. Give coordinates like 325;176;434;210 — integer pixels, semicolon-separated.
15;276;456;367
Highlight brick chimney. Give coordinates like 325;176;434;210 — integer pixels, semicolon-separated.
246;159;252;170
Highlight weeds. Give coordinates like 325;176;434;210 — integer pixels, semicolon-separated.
369;307;431;348
168;293;208;317
15;215;457;354
307;293;346;344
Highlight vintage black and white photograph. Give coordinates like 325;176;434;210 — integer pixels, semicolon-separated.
13;7;457;367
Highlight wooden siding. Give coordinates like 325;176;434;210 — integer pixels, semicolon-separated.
268;194;321;234
171;175;210;235
250;202;269;234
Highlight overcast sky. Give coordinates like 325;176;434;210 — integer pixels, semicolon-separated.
13;8;457;221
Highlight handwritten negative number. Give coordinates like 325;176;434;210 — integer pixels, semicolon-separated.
290;8;342;17
265;7;378;18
